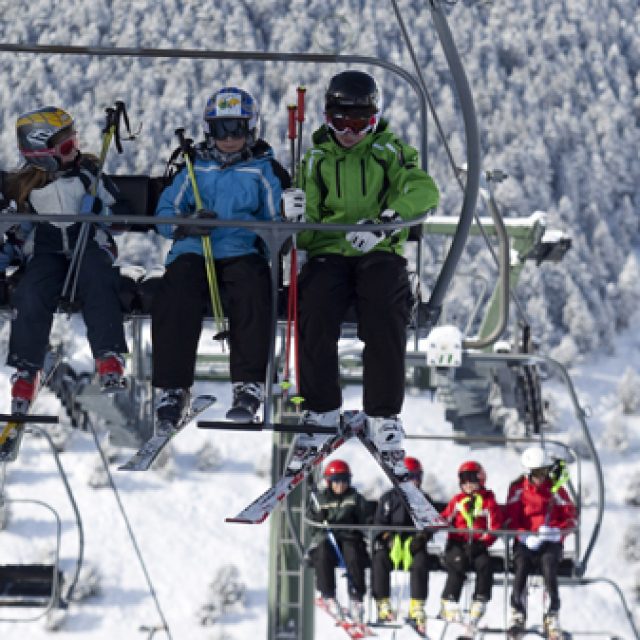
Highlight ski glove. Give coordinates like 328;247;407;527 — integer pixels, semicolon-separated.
346;209;402;253
174;210;217;239
80;194;104;215
522;533;544;551
282;188;306;222
538;525;562;543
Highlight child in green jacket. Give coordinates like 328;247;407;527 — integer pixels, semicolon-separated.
283;70;440;477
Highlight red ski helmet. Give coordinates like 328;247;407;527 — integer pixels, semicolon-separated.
404;456;423;480
324;459;351;483
458;460;486;486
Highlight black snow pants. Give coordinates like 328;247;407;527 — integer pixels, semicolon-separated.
298;252;410;416
511;540;563;613
7;247;127;371
441;540;493;603
309;536;369;601
371;545;430;601
151;252;271;389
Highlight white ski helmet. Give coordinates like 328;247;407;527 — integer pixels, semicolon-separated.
521;445;553;470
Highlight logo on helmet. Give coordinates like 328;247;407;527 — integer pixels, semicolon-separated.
215;94;243;116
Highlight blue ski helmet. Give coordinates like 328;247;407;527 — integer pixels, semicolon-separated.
203;87;260;144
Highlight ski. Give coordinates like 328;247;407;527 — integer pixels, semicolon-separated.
405;617;428;638
118;394;216;471
355;427;447;530
0;352;62;463
315;597;375;639
225;412;365;524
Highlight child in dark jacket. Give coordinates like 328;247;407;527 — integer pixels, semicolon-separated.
3;106;130;415
372;456;445;636
307;459;371;623
439;461;504;628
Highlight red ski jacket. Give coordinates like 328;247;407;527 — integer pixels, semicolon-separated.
440;487;504;547
504;475;577;540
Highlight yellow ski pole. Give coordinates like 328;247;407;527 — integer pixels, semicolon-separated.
174;129;226;340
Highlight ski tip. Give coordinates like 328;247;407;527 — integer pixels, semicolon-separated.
225;514;268;524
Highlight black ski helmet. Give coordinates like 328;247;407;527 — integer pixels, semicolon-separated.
325;70;380;114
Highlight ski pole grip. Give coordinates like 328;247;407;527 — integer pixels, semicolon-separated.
297;86;306;123
175;127;186;148
287;105;297;140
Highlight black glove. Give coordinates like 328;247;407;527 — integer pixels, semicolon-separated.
173;210;217;239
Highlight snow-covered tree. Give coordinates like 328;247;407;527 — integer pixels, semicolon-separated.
617;367;640;415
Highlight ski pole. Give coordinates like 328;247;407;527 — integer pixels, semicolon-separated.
282;103;298;404
174;128;226;340
296;86;306;173
291;86;306;404
287;104;297;183
281;96;305;407
61;101;136;312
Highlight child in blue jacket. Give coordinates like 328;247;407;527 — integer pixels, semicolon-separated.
152;87;289;427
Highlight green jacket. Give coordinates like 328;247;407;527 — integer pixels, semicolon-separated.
298;120;440;258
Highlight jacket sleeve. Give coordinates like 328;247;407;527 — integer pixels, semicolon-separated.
155;167;196;239
384;137;440;220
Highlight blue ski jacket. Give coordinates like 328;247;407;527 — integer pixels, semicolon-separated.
156;141;287;264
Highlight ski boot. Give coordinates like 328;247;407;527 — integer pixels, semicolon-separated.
366;415;407;477
468;597;486;623
287;409;340;473
439;597;461;623
376;597;396;622
155;388;190;435
10;369;40;414
348;598;365;624
408;598;427;637
544;610;562;640
507;608;526;639
226;382;263;422
96;353;126;392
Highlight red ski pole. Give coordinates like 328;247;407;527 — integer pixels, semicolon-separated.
287;104;297;184
296;85;306;176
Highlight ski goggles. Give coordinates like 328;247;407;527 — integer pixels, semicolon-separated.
206;117;249;140
326;112;376;134
530;467;551;478
459;470;481;484
326;473;351;484
22;132;78;160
